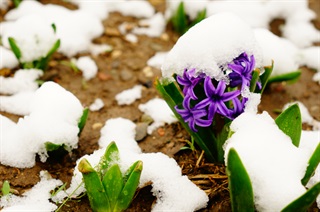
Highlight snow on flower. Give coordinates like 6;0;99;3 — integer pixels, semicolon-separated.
147;51;168;69
53;117;208;211
138;98;178;134
115;85;143;105
161;12;262;80
224;111;312;211
0;82;84;168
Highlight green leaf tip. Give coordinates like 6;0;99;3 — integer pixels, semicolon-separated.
78;107;89;135
301;143;320;186
8;37;22;60
281;182;320;212
275;104;302;147
78;158;95;174
268;71;301;84
227;148;255;212
1;180;11;196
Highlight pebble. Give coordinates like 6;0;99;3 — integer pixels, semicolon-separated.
157;127;165;136
111;50;122;59
105;27;121;36
98;72;112;81
92;122;103;130
141;114;154;125
142;66;154;77
120;69;134;81
135;122;148;141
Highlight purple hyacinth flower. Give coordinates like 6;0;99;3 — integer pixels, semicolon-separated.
226;97;248;120
176;68;203;100
228;52;255;90
196;77;240;120
175;96;212;132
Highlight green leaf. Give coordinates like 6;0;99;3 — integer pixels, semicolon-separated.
114;161;143;211
268;71;301;84
281;182;320;212
190;8;206;28
1;180;10;196
36;39;61;70
78;108;89;135
216;122;231;162
227;148;255;212
98;142;120;178
156;78;218;162
13;0;21;7
8;37;22;60
102;164;124;210
275;104;301;147
171;2;188;34
78;158;110;212
257;63;273;94
301;143;320;186
250;69;260;92
44;142;65;152
51;23;57;33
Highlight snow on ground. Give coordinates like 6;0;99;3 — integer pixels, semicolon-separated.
161;12;263;80
115;85;143;105
0;82;84;168
0;46;19;69
165;0;319;48
138;98;178;134
1;14;58;63
89;98;104;112
53;117;208;211
0;69;42;95
0;171;63;211
0;91;35;116
224;111;318;211
2;0;104;57
74;56;98;81
132;12;166;37
254;28;299;77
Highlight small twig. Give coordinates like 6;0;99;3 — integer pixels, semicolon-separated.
189;174;228;180
195;150;204;168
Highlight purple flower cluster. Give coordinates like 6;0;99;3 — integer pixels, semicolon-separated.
175;52;255;132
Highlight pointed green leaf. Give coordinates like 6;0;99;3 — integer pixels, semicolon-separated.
44;142;65;152
301;143;320;186
51;23;57;33
216;122;231;162
102;164;124;210
171;2;188;34
227;148;255;212
114;161;143;211
78;108;89;135
275;104;302;147
268;71;301;84
156;78;217;162
78;158;110;212
8;37;22;60
190;8;206;28
258;63;273;94
250;69;260;92
281;182;320;212
98;142;120;178
1;181;10;196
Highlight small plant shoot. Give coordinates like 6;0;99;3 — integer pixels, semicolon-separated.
78;142;143;212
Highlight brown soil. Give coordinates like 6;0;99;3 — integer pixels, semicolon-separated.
0;1;319;211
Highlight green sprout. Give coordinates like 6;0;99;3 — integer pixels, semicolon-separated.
1;180;11;196
268;70;301;84
78;142;143;212
170;2;206;35
226;104;320;211
8;23;60;71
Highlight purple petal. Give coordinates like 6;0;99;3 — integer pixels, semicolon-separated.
204;76;215;97
216;80;226;96
222;90;240;102
196;118;212;127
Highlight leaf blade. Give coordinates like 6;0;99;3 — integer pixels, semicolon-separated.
301;143;320;186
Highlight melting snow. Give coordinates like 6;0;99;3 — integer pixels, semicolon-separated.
115;85;143;105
